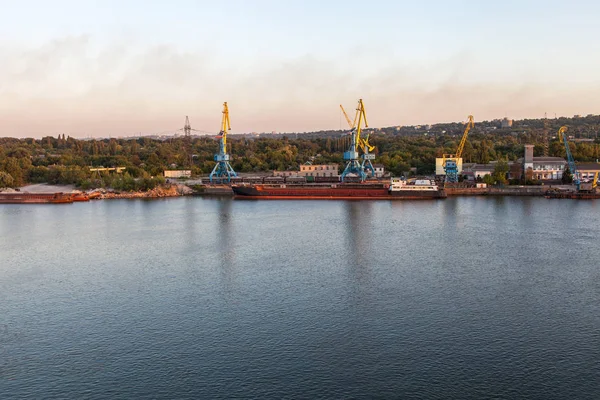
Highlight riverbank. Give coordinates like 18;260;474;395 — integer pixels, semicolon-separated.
5;182;595;201
6;183;193;200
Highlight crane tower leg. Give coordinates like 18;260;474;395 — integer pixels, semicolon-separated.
209;136;237;183
341;130;367;182
361;149;375;178
209;161;237;183
341;160;367;182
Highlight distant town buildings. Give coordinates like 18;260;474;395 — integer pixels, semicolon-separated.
501;118;513;129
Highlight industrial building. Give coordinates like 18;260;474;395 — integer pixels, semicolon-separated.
462;144;569;182
272;170;298;178
164;170;192;178
273;164;340;178
461;163;495;179
299;164;340;178
576;162;600;180
522;145;566;180
373;164;386;178
273;163;387;180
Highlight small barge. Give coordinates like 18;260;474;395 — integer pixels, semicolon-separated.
0;192;74;204
545;191;600;199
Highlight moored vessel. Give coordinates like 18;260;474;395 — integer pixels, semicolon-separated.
232;178;446;200
545;191;600;199
71;192;90;202
0;192;74;204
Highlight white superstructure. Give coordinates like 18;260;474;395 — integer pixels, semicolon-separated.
389;178;439;192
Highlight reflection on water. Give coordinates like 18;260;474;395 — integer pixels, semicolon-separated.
344;201;372;271
520;196;533;216
216;198;236;288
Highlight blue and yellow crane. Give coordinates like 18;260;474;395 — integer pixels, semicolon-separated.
558;126;581;190
443;115;474;183
209;102;237;183
340;99;370;181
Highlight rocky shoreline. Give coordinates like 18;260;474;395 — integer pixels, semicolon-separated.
2;183;194;200
92;184;193;199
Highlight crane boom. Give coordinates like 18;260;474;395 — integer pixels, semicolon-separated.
341;103;373;151
355;99;368;148
456;115;474;158
221;102;231;148
340;105;354;130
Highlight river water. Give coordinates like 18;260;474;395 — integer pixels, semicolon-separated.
1;197;599;399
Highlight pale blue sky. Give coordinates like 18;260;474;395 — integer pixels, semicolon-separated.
2;0;600;137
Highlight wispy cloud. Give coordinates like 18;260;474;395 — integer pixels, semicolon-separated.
1;36;599;137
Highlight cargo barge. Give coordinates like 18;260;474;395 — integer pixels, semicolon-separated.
545;191;600;199
0;192;74;204
232;178;446;200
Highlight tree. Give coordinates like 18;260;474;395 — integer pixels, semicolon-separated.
2;157;24;186
562;166;573;184
0;171;14;188
482;174;495;185
492;159;509;185
525;167;534;182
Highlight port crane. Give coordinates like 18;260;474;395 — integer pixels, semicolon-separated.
209;102;237;183
558;126;581;190
443;115;474;183
340;104;376;178
340;99;370;182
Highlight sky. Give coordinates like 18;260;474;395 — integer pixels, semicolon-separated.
2;0;600;138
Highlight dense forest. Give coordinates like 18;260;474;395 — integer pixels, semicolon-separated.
1;115;600;189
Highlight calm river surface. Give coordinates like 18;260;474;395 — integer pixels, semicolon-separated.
1;197;600;399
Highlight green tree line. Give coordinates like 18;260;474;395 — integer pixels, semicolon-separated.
1;121;599;189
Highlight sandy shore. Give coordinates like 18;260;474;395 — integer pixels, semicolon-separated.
18;183;77;193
